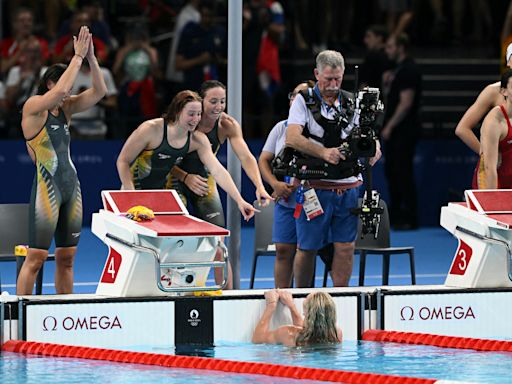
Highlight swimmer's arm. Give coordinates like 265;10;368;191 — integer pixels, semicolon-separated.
279;291;303;327
170;165;188;182
116;123;152;190
225;116;272;206
24;28;90;116
481;110;501;189
194;132;244;204
25;143;35;163
193;132;257;221
67;55;107;115
23;55;84;116
252;300;278;344
455;84;498;154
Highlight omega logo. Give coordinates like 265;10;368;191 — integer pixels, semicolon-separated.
42;315;122;331
400;305;476;321
42;316;58;331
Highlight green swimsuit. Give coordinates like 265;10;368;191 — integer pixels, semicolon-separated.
130;120;191;190
28;109;82;249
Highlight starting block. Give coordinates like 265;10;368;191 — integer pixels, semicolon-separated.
440;189;512;288
92;190;230;296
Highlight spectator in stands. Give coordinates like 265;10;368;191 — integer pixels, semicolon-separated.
53;9;108;64
4;39;47;138
175;4;226;92
360;25;392;89
472;69;512;190
0;7;50;77
378;0;415;37
242;0;285;138
57;1;116;50
455;45;512;155
69;60;117;139
252;289;342;346
429;0;491;46
382;33;422;230
165;0;201;95
113;22;160;136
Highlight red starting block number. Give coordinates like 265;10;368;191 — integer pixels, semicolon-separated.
449;240;473;275
101;248;122;283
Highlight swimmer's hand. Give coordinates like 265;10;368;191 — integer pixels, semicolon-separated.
238;199;259;221
255;186;273;207
264;289;279;305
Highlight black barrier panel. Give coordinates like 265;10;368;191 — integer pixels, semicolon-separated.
174;298;213;346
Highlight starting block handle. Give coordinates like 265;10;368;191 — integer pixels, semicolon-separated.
106;232;161;261
455;225;512;282
105;232;229;293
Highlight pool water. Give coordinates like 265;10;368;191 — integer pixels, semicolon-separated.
0;352;320;384
3;340;512;383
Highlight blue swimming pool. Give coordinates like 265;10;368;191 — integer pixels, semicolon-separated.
2;340;512;383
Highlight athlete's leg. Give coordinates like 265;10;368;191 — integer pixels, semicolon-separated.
293;248;317;288
54;182;82;294
16;248;49;295
54;246;77;294
275;243;296;288
330;242;355;286
20;173;59;295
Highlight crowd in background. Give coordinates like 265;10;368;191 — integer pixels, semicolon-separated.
0;0;511;140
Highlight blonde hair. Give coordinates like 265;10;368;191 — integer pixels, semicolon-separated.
295;291;339;346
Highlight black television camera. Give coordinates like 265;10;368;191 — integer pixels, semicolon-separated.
272;87;383;180
348;87;385;238
340;87;383;159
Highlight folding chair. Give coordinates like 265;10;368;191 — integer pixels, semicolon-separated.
249;200;326;288
323;198;416;286
249;200;276;288
0;203;55;294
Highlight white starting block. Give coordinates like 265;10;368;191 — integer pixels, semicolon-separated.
92;190;230;296
440;189;512;288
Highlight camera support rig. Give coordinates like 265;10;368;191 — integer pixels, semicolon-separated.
349;68;384;238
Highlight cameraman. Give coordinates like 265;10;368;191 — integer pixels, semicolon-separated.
285;50;381;287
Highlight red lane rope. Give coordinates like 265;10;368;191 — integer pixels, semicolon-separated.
2;340;436;384
363;330;512;352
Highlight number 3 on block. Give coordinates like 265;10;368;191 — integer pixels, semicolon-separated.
449;240;472;275
101;248;122;283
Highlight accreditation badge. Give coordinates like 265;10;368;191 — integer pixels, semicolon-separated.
303;188;324;220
